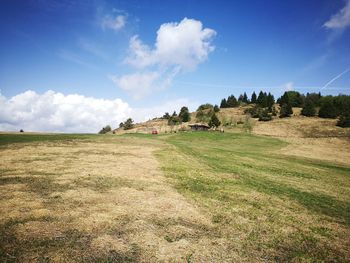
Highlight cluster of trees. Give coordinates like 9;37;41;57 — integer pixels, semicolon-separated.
195;103;221;127
119;118;134;130
219;90;350;127
98;125;112;134
220;91;275;109
162;106;191;125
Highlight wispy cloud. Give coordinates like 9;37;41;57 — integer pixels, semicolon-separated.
322;67;350;90
101;14;126;31
324;0;350;38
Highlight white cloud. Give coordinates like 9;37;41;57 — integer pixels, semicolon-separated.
0;90;131;133
113;18;216;99
324;0;350;31
101;15;126;31
125;18;216;71
0;90;197;133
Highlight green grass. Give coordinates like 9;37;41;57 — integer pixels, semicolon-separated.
155;131;350;261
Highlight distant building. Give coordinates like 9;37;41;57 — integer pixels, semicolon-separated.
189;123;210;131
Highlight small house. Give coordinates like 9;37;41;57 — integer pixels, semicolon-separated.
189;123;210;131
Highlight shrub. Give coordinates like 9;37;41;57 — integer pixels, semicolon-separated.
99;125;112;134
245;106;263;118
336;113;350;128
168;116;181;126
258;109;272;121
197;103;213;111
279;103;293;118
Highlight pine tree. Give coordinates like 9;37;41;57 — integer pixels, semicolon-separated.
227;95;238;107
214;105;220;112
209;113;221;127
243;92;249;103
251;92;257;104
319;98;337;118
301;99;316;117
266;92;275;109
279;103;293;118
220;98;228;108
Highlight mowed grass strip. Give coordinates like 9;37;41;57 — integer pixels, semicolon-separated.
155;131;350;262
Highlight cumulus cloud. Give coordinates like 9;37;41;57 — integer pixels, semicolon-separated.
324;0;350;31
113;18;216;99
101;15;126;31
125;18;216;71
0;90;197;133
0;90;131;133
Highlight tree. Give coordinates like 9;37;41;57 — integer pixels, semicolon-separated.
266;92;275;109
278;91;303;107
251;92;257;104
179;106;190;122
301;98;316;117
214;104;220;112
256;91;267;107
238;94;244;103
243;92;249;103
209;113;221;127
279;103;293;118
227;95;239;107
337;113;350;128
99;125;112;134
123;118;134;130
172;111;177;117
220;98;228;108
318;97;337;118
162;112;170;119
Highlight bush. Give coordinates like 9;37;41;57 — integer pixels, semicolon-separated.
99;125;112;134
197;103;213;111
279;103;293;118
245;106;262;118
168;115;181;126
336;113;350;128
258;109;272;121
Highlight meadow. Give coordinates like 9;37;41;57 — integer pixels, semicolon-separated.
0;132;349;262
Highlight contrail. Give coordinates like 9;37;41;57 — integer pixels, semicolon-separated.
322;67;350;90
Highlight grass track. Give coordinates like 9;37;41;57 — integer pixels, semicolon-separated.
155;131;350;261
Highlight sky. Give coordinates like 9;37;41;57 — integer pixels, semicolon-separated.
0;0;350;132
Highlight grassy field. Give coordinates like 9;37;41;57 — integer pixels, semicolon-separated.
0;132;349;262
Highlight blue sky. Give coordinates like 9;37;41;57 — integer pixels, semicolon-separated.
0;0;350;132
